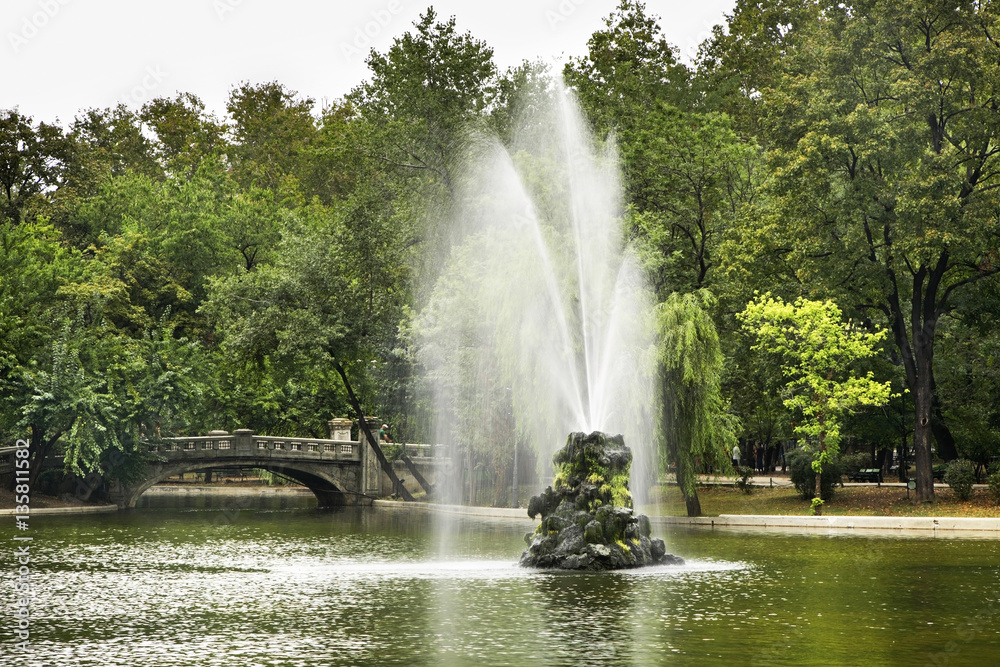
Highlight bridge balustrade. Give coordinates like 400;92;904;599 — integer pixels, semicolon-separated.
149;430;363;463
399;443;449;459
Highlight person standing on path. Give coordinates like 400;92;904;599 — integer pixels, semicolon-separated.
732;444;741;468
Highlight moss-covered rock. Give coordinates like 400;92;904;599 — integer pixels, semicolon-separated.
519;431;684;570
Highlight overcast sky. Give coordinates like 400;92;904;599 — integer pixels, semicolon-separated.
3;0;735;125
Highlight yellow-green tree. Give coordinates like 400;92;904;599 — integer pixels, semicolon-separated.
738;294;894;513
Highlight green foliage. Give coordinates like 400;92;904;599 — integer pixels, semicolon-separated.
745;0;1000;500
141;93;224;178
605;471;633;510
0;110;70;225
351;8;498;193
627;108;761;293
988;465;1000;506
839;452;871;475
787;447;842;501
657;289;739;515
564;0;691;136
735;465;754;495
5;1;1000;508
944;459;976;501
738;294;894;484
226;83;316;193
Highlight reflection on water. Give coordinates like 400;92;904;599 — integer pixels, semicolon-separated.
3;492;998;666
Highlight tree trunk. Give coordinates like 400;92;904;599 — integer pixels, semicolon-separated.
333;361;413;501
896;441;908;483
884;259;943;503
813;415;826;515
399;454;434;497
27;425;60;491
511;441;519;509
876;446;891;474
931;398;959;462
913;369;935;503
911;280;939;503
813;469;823;515
675;450;702;517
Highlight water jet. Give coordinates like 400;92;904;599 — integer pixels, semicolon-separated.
419;79;659;510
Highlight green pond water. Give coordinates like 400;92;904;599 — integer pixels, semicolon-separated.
4;492;999;666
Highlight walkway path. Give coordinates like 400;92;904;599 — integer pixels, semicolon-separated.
688;474;959;489
376;500;1000;536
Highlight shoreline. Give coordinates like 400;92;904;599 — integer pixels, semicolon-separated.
4;486;1000;536
375;499;1000;537
143;484;315;496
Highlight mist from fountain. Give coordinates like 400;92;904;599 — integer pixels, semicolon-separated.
417;78;658;504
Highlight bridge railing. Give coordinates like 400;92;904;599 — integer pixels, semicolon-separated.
150;430;361;462
397;443;450;459
145;430;454;467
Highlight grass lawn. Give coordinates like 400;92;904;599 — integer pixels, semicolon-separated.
648;483;1000;518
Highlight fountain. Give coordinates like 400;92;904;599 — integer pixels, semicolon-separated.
418;77;676;567
520;430;683;569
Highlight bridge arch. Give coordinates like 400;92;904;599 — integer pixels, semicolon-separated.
116;456;363;509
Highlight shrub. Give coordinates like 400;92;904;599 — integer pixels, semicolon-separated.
839;452;870;474
735;466;754;495
944;459;976;501
787;447;842;500
987;463;1000;506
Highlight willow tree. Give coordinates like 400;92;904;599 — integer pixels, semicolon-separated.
738;294;894;513
657;290;738;517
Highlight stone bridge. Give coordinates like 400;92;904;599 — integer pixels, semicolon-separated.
111;420;448;509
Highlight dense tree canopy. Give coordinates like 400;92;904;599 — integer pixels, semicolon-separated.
3;1;1000;507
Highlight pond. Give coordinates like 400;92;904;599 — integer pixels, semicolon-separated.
7;492;999;666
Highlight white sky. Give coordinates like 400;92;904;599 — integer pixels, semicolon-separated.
3;0;735;125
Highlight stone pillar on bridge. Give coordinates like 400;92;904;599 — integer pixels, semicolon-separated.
327;418;352;441
234;429;254;455
359;416;383;497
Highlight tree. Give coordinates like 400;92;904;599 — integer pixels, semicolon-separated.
140;93;224;178
564;0;691;136
204;204;413;498
657;290;738;516
19;316;132;488
695;0;826;132
67;104;161;189
626;107;761;293
738;294;894;512
0;221;82;455
757;0;1000;501
0;110;69;225
225;82;316;194
934;285;1000;475
350;8;498;193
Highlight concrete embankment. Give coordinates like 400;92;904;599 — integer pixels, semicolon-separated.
651;514;1000;536
377;500;1000;537
0;504;117;516
143;484;315;497
6;489;999;535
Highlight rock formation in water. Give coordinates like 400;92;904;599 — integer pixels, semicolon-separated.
520;431;684;570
